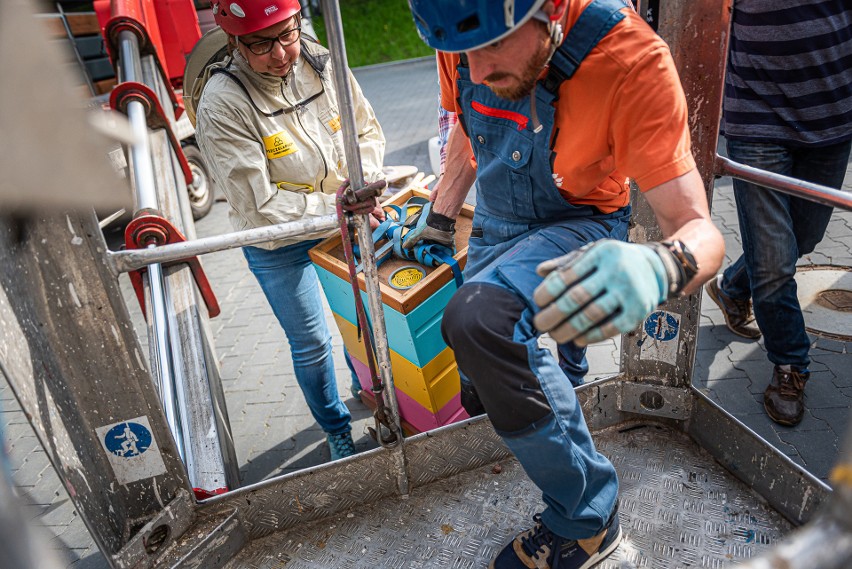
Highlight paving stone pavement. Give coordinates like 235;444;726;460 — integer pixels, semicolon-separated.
1;56;850;567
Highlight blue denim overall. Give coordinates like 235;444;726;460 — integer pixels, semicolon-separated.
444;0;630;539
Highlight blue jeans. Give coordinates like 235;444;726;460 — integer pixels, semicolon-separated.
242;241;352;435
721;138;852;368
444;215;627;539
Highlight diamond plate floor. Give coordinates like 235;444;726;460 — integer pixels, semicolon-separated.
226;425;792;569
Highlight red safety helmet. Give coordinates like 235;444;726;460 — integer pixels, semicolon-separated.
211;0;301;37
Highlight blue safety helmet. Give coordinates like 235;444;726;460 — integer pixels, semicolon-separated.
408;0;550;52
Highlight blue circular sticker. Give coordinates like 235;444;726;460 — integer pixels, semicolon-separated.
644;311;679;342
104;422;153;458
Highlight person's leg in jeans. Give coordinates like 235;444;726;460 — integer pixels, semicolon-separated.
789;142;852;257
711;251;762;339
725;138;851;424
443;218;624;541
727;139;850;367
719;255;751;302
242;241;353;442
343;349;363;399
557;343;588;387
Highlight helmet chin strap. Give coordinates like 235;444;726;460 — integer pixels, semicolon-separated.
529;10;565;133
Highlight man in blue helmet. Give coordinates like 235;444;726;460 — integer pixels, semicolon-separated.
403;1;725;568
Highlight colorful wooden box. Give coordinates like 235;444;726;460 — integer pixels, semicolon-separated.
309;189;474;434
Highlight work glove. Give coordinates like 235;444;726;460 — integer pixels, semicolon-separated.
532;239;675;346
402;209;456;250
340;178;388;215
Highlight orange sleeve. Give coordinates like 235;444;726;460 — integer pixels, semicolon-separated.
437;51;462;113
610;45;696;191
436;51;476;167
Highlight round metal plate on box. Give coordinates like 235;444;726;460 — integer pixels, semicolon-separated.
796;265;852;341
388;266;426;290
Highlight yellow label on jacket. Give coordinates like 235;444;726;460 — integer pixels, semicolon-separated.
263;131;298;159
327;115;342;133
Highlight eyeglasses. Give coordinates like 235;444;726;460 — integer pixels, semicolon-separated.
240;26;302;55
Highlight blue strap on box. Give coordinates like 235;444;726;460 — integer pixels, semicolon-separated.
353;197;464;288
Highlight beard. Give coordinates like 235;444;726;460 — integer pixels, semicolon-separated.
485;39;552;101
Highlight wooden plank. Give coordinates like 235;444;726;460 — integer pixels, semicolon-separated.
38;13;101;39
93;78;117;96
40;16;69;38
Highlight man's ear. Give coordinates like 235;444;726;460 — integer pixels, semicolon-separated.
542;0;568;21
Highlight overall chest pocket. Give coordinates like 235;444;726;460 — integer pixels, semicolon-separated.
467;112;537;220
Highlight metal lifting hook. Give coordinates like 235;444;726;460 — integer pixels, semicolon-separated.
335;180;400;450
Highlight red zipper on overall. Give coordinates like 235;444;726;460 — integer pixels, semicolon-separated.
471;101;529;131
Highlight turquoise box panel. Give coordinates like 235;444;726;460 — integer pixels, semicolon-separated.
314;265;458;367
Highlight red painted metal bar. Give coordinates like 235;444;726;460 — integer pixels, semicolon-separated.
125;211;221;320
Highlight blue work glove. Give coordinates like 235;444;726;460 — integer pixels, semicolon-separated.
402;209;456;250
532;240;671;346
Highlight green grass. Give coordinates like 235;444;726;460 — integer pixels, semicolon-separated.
309;1;434;68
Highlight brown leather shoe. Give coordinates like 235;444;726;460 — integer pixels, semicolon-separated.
704;275;761;339
764;366;809;426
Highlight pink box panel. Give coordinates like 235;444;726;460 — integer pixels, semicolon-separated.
349;356;469;433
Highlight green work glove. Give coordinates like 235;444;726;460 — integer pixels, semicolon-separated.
532;240;671;346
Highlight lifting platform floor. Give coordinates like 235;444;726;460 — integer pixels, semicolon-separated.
221;424;795;569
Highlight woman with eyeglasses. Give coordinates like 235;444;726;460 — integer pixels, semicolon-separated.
195;0;386;461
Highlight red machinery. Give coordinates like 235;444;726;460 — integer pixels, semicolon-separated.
94;0;201;91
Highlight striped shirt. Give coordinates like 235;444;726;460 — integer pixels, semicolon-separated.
722;0;852;146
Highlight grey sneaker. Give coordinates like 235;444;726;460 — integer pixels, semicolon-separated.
704;274;761;339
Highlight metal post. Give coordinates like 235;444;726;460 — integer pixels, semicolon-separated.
118;30;186;459
115;28;239;494
320;0;408;495
146;255;186;458
118;32;157;210
0;213;193;563
620;0;732;388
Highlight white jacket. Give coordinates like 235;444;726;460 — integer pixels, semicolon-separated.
195;40;385;249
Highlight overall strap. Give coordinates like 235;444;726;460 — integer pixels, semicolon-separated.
542;0;630;94
454;53;471;138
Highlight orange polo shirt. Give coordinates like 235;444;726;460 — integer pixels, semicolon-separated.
438;0;695;213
